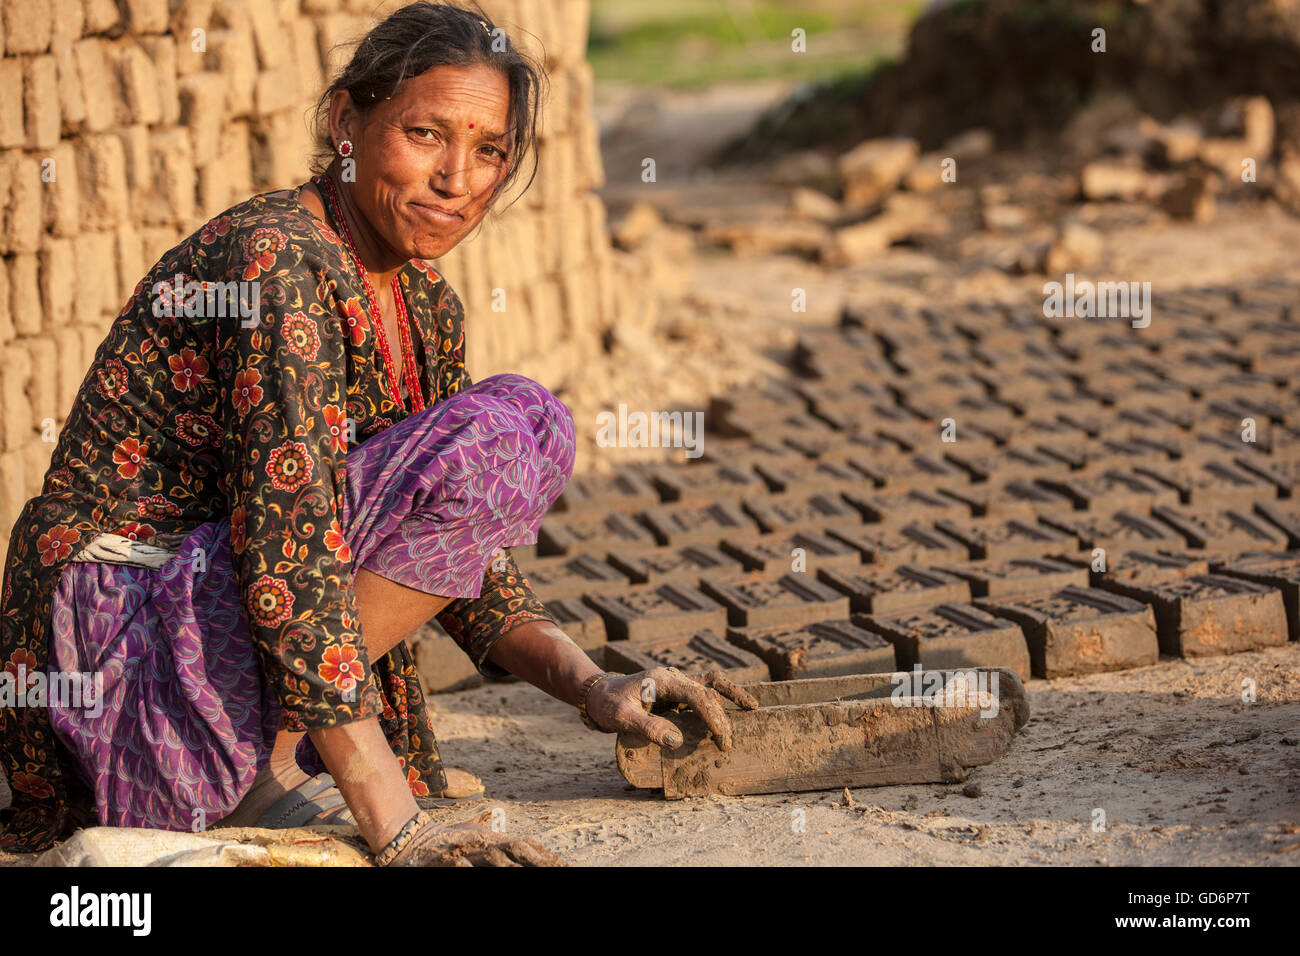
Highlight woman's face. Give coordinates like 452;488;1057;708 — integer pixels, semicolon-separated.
334;63;514;261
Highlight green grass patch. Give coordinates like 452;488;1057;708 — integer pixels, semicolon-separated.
589;0;921;89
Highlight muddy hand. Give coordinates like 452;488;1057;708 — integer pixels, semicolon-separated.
385;819;565;867
584;667;759;752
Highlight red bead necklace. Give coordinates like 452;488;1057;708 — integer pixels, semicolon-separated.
319;175;425;414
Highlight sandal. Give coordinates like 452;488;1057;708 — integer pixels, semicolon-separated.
254;772;356;829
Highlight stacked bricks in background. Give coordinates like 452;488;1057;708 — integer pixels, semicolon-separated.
0;0;622;562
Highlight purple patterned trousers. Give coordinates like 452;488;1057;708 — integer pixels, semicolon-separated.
46;374;575;830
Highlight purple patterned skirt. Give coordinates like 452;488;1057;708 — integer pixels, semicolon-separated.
45;373;574;830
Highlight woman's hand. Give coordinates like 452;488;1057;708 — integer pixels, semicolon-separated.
583;668;760;751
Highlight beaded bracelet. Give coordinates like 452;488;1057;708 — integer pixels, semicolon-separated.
576;672;616;731
374;811;425;867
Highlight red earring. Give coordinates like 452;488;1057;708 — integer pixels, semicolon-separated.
337;139;354;158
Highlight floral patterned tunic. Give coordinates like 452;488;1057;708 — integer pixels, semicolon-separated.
0;177;557;851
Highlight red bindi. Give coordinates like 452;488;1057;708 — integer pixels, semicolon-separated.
468;123;475;128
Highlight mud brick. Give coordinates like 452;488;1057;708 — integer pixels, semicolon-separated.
698;572;849;629
537;510;659;556
712;407;810;442
1060;547;1212;587
720;530;860;576
1214;552;1300;641
1200;401;1278;449
1098;574;1288;657
753;458;870;497
1054;439;1159;476
847;452;968;491
935;516;1076;561
410;622;483;694
544;598;608;661
872;319;941;355
648;461;766;505
798;322;882;352
1114;408;1194;444
607;544;746;586
828;522;971;565
1236;457;1300;498
1024;420;1095;457
742;491;862;536
1210;373;1288;404
765;415;854;446
514;554;629;600
605;629;769;682
783;430;903;462
973;339;1070;376
1134;431;1256;465
1134;461;1278;508
1253;341;1300;380
907;395;1021;433
817;564;970;615
1210;550;1300;574
552;471;659;514
1253;496;1300;548
944;447;1065;486
937;556;1089;599
1151;505;1288;552
1211;393;1294;427
1122;379;1198;410
640;500;759;547
582;583;727;642
1034;437;1138;476
1041;469;1179;513
792;380;892;417
708;380;807;427
797;348;896;386
942;479;1076;518
871;409;944;453
938;423;1010;452
1040;510;1188;552
709;437;814;470
854;603;1031;681
974;365;1065;405
844;487;971;524
1235;279;1300;308
976;586;1158;677
891;372;988;408
726;619;897;680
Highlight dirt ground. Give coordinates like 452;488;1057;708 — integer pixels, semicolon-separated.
417;643;1299;866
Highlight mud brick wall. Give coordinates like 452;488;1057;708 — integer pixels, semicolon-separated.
0;0;625;555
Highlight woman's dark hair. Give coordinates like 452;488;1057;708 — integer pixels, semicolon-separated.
311;1;547;207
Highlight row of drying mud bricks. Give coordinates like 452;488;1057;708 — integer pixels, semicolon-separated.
0;0;612;555
412;279;1300;692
